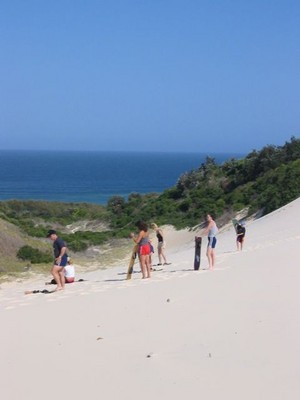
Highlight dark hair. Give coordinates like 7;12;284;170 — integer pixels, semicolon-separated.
136;220;148;232
207;214;215;220
46;229;57;238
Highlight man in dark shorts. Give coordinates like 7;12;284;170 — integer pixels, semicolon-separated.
46;229;68;290
236;223;246;251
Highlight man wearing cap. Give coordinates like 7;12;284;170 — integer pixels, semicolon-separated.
46;230;68;290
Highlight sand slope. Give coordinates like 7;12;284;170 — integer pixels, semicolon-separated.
1;197;299;400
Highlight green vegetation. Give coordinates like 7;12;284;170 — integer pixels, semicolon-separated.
0;136;299;267
0;201;107;231
17;245;52;264
107;136;300;231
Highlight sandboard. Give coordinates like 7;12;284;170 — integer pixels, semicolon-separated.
232;218;239;233
194;236;202;270
24;289;55;295
126;244;139;280
45;278;86;285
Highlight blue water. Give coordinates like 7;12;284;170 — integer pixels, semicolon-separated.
0;150;243;205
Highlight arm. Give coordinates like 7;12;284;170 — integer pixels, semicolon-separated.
236;227;245;237
202;221;213;236
58;246;67;257
55;240;67;261
130;231;144;244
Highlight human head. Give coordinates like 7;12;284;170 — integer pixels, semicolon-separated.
207;214;214;221
136;220;148;232
151;223;158;230
46;229;57;240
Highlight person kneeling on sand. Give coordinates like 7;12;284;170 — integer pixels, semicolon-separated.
45;257;75;285
46;229;68;290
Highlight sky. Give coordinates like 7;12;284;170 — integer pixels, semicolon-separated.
0;0;299;153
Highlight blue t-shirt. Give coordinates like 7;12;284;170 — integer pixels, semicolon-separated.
53;237;68;258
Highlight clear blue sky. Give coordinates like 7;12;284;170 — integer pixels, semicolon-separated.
0;0;299;153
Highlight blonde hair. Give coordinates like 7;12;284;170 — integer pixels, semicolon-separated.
151;223;158;229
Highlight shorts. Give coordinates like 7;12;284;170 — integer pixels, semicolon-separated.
65;277;75;283
50;277;74;284
54;254;68;267
158;241;165;249
237;236;245;243
208;237;217;249
139;244;151;255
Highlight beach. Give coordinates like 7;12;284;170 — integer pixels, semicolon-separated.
1;197;300;400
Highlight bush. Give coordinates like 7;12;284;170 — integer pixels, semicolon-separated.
17;245;52;264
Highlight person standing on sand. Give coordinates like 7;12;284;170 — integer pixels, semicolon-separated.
151;223;170;266
236;222;246;251
46;229;68;290
130;221;151;279
202;214;218;270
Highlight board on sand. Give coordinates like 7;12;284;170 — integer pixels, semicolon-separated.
126;244;139;280
194;236;202;270
45;278;86;285
232;218;239;233
24;289;55;295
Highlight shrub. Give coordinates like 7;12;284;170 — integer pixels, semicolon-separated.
17;245;52;264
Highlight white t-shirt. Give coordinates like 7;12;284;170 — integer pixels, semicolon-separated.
64;264;75;278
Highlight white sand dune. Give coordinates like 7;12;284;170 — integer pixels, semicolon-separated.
1;197;299;400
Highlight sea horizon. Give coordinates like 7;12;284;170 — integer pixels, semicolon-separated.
0;150;245;205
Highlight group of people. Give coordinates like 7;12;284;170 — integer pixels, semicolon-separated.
46;214;246;289
46;222;170;286
130;221;170;279
202;214;247;270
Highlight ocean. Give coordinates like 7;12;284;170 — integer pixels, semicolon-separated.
0;150;243;205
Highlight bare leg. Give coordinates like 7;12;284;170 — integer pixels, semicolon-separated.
161;248;167;264
206;247;213;270
145;255;151;278
158;248;162;264
211;249;216;268
149;254;153;270
140;255;147;279
51;265;64;290
59;268;65;289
